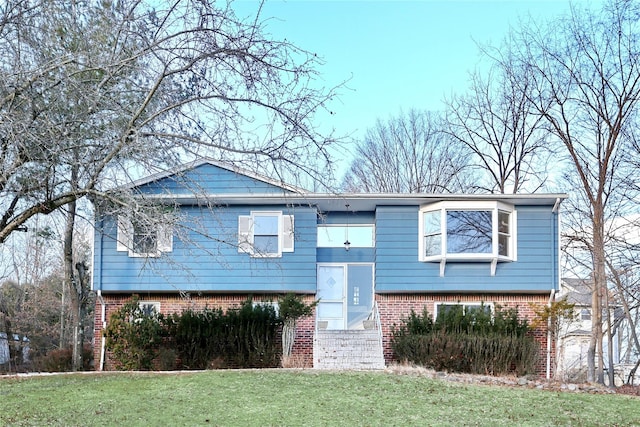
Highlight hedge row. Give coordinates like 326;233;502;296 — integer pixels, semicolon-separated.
391;305;538;376
104;297;281;370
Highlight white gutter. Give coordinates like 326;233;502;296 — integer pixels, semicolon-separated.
97;290;106;371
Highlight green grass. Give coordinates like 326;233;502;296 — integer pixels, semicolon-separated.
1;370;638;426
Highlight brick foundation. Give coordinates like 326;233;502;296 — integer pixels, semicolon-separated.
94;292;554;376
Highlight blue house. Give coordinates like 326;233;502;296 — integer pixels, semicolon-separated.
92;159;566;373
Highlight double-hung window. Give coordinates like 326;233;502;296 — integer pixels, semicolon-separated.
419;201;516;275
238;211;294;257
117;216;173;257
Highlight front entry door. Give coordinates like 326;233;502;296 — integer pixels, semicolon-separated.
317;264;373;330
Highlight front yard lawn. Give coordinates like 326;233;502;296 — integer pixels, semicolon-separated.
1;370;638;426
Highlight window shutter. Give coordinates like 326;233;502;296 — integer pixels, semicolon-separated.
157;223;173;253
511;210;518;261
238;215;252;253
116;216;132;252
282;214;294;252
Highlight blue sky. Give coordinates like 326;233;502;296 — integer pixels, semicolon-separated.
232;0;585;175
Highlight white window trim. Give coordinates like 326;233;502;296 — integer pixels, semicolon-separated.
434;302;494;319
238;211;294;258
116;216;173;258
317;224;376;248
418;201;517;276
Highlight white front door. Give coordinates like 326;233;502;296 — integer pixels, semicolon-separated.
317;264;374;330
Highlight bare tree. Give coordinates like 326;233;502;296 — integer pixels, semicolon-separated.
444;46;552;194
0;0;341;244
506;0;640;384
342;110;475;193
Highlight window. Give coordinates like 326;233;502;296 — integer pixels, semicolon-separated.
317;225;375;248
238;211;294;257
434;302;493;320
117;216;173;257
580;308;591;321
419;201;517;275
252;301;280;316
138;301;160;316
132;220;157;255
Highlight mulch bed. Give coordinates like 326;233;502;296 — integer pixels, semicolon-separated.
617;384;640;396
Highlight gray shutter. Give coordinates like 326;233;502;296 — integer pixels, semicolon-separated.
157;223;173;253
238;215;253;253
116;216;132;252
282;214;294;252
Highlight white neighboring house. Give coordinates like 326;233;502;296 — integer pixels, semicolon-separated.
0;332;30;366
556;278;632;384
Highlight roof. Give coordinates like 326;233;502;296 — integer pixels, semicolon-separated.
121;159;568;211
561;278;593;306
560;278;623;310
123;158;307;194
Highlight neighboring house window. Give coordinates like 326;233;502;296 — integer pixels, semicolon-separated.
419;201;517;275
238;211;294;257
434;302;493;320
317;225;375;248
580;308;591;321
117;216;173;257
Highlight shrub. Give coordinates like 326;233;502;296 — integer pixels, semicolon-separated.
392;305;538;376
278;293;317;358
32;344;93;372
103;296;165;370
164;298;282;369
219;299;282;368
164;307;226;370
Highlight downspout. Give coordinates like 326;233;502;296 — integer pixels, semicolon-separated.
93;216;107;371
98;290;106;371
547;289;555;380
548;197;562;380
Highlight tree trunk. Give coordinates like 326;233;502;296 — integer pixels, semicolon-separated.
590;205;606;384
282;318;297;357
63;198;82;371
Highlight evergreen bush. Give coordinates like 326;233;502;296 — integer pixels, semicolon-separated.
106;297;283;370
392;305;538;376
163;298;282;369
103;296;165;370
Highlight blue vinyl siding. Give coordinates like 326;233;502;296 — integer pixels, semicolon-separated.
94;161;561;295
95;205;317;292
316;248;375;263
136;163;294;195
375;205;558;293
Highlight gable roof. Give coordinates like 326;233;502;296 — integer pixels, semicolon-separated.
119;158;568;210
124;158;307;194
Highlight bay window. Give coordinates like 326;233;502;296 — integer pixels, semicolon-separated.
419;201;516;275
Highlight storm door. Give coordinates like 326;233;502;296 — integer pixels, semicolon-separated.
316;264;374;330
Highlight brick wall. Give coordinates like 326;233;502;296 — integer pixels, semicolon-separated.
94;292;554;376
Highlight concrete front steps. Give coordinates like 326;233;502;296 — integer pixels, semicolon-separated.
313;329;386;370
